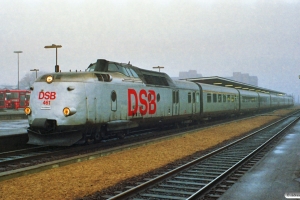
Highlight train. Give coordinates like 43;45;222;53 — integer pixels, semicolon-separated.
24;59;294;146
0;89;30;110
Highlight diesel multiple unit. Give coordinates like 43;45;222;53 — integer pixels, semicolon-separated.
24;59;293;146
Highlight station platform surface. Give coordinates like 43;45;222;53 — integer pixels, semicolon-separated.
0;110;28;136
219;120;300;200
0;109;27;120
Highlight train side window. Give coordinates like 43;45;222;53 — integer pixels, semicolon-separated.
157;93;160;102
231;95;234;102
227;95;231;102
188;92;191;103
218;94;222;102
223;94;226;102
176;91;179;103
207;93;211;103
213;94;217;103
193;92;196;103
196;93;200;103
172;91;175;103
111;91;117;102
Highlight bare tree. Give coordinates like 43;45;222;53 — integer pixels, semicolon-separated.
19;71;49;90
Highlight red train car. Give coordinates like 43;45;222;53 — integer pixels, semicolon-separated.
0;89;30;110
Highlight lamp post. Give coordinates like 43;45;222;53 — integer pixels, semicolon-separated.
153;66;164;72
14;51;23;89
30;69;39;79
44;44;62;72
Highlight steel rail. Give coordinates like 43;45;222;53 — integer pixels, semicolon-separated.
107;111;300;200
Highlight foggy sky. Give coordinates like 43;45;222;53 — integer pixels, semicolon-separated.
1;0;300;98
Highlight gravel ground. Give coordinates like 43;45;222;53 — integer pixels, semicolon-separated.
0;108;296;200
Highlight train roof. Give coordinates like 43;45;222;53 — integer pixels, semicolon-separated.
184;76;288;96
86;59;176;87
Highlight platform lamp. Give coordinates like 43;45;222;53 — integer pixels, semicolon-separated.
153;66;164;72
13;51;23;89
44;44;62;72
30;69;39;79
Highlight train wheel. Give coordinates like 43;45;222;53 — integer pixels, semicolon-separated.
117;132;125;139
94;131;101;143
118;129;128;139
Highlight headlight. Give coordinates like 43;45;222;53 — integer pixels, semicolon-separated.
46;75;53;84
24;107;31;115
63;107;76;116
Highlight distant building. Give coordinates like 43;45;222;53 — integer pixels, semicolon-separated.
227;72;258;86
179;70;202;79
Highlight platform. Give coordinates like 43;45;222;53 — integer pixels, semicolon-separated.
0;109;27;120
0;118;28;136
219;120;300;200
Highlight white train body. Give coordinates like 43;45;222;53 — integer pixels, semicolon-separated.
25;59;294;146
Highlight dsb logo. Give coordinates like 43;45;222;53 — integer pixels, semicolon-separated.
38;91;56;100
128;89;156;116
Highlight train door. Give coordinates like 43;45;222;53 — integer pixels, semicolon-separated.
234;94;239;110
172;90;179;115
0;91;5;109
188;91;197;114
20;92;26;107
192;92;197;114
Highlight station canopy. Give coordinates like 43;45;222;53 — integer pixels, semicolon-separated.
184;76;286;96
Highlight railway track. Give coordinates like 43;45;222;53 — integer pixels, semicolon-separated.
105;111;300;200
0;146;65;166
0;109;295;183
0;112;257;169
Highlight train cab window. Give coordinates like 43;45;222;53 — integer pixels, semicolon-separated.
108;63;130;76
207;93;211;103
218;94;222;102
128;68;139;78
108;63;119;72
188;93;191;103
86;63;96;71
213;94;217;103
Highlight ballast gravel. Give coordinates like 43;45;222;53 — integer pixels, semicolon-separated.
0;108;296;200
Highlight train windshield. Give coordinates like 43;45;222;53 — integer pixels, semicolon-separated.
86;62;139;78
86;63;96;72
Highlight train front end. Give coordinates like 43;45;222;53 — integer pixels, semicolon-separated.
24;73;89;146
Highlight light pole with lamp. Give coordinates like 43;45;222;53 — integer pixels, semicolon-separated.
13;51;23;89
153;66;164;72
44;44;62;72
30;69;39;79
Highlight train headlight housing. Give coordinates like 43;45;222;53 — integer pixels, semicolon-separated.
63;107;76;116
24;107;31;115
46;75;53;84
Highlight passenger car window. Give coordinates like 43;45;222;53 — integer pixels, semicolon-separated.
213;94;217;103
207;93;211;103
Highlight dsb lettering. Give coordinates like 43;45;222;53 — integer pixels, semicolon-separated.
128;89;156;116
38;91;56;100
